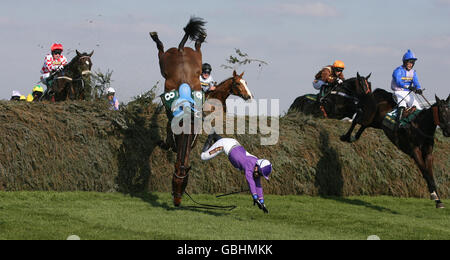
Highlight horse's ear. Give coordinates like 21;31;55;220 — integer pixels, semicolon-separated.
435;95;441;104
357;72;361;78
76;50;81;57
88;50;94;57
366;73;372;80
239;71;244;78
446;94;450;103
233;70;237;77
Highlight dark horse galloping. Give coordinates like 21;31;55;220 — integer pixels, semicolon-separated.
42;50;93;101
383;95;449;208
150;17;207;206
323;80;450;208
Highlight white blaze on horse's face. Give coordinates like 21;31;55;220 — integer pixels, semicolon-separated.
240;79;253;100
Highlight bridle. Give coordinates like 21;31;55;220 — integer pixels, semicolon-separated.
230;76;247;100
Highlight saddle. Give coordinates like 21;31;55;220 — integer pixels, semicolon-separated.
383;106;420;130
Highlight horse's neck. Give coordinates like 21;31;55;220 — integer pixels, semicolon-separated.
208;78;232;104
65;58;79;76
414;107;437;136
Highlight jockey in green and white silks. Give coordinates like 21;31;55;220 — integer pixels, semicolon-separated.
391;49;423;109
200;63;216;92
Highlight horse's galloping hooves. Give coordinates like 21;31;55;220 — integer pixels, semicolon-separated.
149;32;158;39
436;201;445;209
340;134;352;143
174;197;182;207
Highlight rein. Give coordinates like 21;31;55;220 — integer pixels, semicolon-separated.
432;106;440;127
184;190;237;211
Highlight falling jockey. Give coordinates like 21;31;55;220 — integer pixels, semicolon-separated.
201;132;273;214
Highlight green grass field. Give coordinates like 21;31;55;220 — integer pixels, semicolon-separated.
0;191;448;240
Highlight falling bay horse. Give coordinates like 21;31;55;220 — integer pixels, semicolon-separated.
150;17;207;206
205;70;253;113
382;95;450;208
43;50;93;101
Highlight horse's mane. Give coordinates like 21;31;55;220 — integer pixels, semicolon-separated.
216;77;233;87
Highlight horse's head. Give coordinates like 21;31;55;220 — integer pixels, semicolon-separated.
75;50;93;76
356;72;372;96
436;94;450;137
320;73;372;119
320;78;358;119
230;70;253;101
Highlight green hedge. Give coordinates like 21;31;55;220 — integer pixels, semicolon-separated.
0;99;448;198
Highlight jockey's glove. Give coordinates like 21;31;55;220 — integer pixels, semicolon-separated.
408;85;417;92
337;79;343;84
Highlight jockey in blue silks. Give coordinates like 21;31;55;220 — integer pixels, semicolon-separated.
391;49;423;128
172;83;196;117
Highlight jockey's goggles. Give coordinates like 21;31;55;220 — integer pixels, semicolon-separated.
52;50;62;55
335;68;344;72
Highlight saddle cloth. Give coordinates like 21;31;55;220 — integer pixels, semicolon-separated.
383;107;420;130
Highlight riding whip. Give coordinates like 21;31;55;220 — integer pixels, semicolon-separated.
216;189;250;198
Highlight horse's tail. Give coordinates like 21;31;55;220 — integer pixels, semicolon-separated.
178;16;206;52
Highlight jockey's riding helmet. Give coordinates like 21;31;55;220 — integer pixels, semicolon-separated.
333;60;345;70
256;159;273;180
202;63;212;74
402;49;418;63
51;43;64;52
33;85;44;93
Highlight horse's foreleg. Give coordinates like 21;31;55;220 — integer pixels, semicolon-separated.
423;150;444;208
412;147;444;208
354;125;367;141
340;117;358;143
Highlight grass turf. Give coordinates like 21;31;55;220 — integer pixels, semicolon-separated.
0;191;448;240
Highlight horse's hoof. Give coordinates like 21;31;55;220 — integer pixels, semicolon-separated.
149;32;158;40
340;135;351;143
174;197;182;207
430;192;439;201
436;202;445;209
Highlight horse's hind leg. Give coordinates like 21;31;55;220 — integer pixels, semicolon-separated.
195;33;207;52
149;32;164;56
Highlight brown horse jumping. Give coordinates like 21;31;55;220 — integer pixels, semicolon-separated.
205;70;253;113
150;17;207;206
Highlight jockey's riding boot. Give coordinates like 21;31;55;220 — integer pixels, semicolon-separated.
396;106;406;129
212;133;223;142
202;133;215;153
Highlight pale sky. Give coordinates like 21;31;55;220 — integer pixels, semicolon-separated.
1;0;449;113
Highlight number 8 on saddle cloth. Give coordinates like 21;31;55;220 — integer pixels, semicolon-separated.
160;83;204;120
